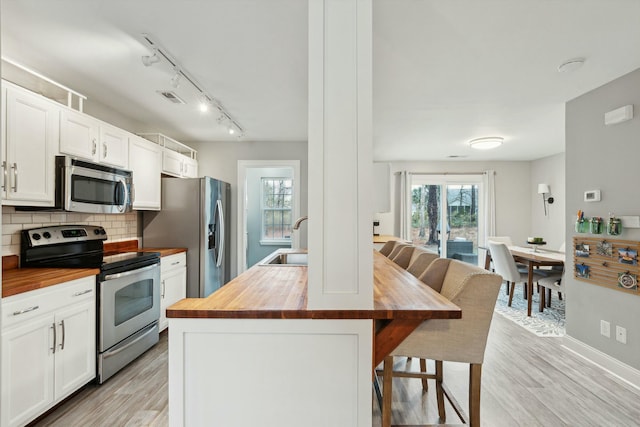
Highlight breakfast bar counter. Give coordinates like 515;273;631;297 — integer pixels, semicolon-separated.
167;251;460;321
166;251;460;426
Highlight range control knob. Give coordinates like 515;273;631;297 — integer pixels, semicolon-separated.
42;232;51;239
100;229;106;235
94;229;101;235
32;233;41;241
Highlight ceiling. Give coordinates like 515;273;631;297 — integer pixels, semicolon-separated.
2;0;639;161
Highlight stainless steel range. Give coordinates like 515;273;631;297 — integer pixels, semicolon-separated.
21;225;161;384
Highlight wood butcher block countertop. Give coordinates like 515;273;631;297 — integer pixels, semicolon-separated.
2;246;186;298
167;250;461;321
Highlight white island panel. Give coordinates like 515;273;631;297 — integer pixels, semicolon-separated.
169;318;372;427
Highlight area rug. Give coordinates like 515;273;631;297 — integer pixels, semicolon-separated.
494;283;566;337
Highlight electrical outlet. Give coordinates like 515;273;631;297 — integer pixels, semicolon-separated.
600;320;611;338
616;326;627;344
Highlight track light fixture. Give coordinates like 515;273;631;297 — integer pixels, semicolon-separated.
141;50;160;67
140;33;245;137
170;69;181;88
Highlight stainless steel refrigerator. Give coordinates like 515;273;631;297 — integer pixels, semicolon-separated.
142;177;231;298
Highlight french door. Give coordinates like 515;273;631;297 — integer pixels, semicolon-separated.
409;174;484;265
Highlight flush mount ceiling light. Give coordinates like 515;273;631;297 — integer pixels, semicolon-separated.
140;33;244;137
558;57;585;73
468;137;504;150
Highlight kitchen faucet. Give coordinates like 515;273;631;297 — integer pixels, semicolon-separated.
293;216;308;230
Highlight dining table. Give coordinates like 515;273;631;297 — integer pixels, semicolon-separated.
507;245;565;316
482;244;565;316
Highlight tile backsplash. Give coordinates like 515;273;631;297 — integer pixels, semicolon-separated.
2;206;140;256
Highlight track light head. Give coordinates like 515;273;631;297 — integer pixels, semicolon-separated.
170;70;181;88
141;51;160;67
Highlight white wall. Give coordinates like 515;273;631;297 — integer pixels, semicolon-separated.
565;68;640;370
188;141;308;279
530;153;566;250
375;161;532;245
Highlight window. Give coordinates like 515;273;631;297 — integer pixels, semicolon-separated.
261;178;293;244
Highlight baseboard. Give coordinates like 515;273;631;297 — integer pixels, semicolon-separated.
563;335;640;390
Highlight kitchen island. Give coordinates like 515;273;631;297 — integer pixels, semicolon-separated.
166;250;460;426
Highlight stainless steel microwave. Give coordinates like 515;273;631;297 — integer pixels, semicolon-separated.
55;156;133;214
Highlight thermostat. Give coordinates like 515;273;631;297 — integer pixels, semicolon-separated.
584;190;601;202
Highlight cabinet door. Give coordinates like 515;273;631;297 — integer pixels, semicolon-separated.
53;300;96;400
182;157;199;178
160;266;187;331
129;136;161;210
1;316;55;427
162;149;184;177
3;85;58;205
60;108;99;161
99;123;129;168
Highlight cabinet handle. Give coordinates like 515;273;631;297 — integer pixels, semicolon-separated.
11;163;17;192
103;143;107;158
51;323;57;354
1;161;6;191
171;261;180;266
92;139;97;155
12;305;39;316
161;280;166;298
73;289;92;297
60;320;66;350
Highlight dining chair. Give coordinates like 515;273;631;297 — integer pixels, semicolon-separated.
406;248;439;278
538;269;564;311
390;245;416;269
486;236;527;295
387;243;411;260
379;240;399;257
537;241;565;301
488;241;546;307
378;258;503;427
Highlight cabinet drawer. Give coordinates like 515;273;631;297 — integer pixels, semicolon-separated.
161;252;186;274
2;277;95;329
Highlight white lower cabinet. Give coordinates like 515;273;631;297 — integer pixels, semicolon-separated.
159;252;187;332
1;277;96;427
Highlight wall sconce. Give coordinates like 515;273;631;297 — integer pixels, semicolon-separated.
537;184;554;216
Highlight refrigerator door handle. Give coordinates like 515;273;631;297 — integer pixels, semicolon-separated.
215;199;224;267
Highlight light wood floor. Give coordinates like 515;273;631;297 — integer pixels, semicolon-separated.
33;314;640;426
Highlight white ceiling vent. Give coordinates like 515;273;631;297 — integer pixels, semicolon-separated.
156;90;186;104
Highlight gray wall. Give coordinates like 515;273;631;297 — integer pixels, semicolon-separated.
530;153;566;250
189;140;308;279
566;68;640;369
246;167;293;267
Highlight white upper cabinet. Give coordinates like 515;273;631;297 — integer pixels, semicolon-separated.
99;122;129;168
60;108;129;169
162;149;198;178
139;133;198;178
182;156;199;178
1;81;58;206
129;135;162;210
59;109;98;160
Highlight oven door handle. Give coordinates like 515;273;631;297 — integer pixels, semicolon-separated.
103;263;159;281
